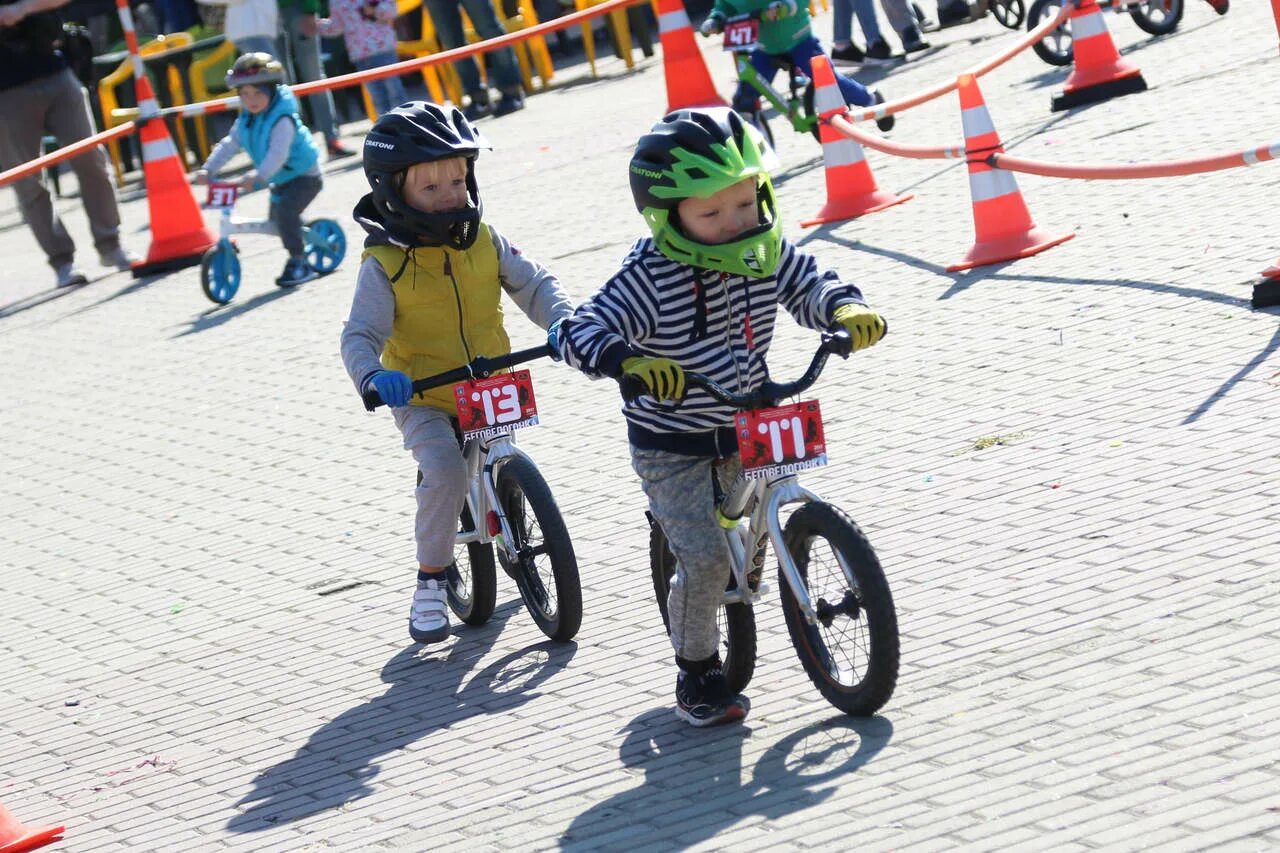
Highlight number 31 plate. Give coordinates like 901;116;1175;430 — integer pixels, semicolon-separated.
736;400;827;479
454;370;539;439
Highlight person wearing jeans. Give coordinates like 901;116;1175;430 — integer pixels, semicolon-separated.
831;0;929;66
423;0;525;119
319;0;409;116
278;0;356;158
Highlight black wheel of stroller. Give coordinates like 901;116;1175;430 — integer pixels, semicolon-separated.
650;519;756;693
991;0;1025;28
1027;0;1073;66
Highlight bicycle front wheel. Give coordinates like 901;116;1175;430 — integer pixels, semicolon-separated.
496;455;582;642
650;521;756;694
200;242;240;304
1129;0;1181;35
781;502;898;716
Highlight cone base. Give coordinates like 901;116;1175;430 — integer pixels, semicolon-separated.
132;250;208;279
1262;264;1280;280
133;228;218;278
800;191;913;228
947;227;1074;272
1254;279;1280;309
1051;72;1147;112
0;822;64;853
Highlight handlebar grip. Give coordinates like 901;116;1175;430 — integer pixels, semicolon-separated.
619;374;647;402
362;387;384;411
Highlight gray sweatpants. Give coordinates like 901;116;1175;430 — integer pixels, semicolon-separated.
393;405;467;567
269;174;322;258
631;447;742;662
0;69;122;269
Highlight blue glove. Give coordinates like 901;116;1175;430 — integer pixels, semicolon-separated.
369;370;413;408
547;319;564;362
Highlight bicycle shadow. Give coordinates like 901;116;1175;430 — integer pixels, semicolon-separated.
1182;324;1280;425
559;710;893;850
227;604;577;833
171;286;298;338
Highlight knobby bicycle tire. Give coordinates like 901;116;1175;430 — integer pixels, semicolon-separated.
649;521;756;693
496;455;582;642
781;501;899;716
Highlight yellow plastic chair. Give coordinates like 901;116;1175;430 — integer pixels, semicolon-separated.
575;0;633;77
395;0;463;105
188;38;237;160
461;0;554;93
98;33;196;183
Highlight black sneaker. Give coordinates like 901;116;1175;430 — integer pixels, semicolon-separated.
937;0;970;27
493;90;525;117
1252;279;1280;309
901;25;931;53
675;659;749;727
276;257;318;288
863;39;896;65
464;91;493;121
870;88;895;133
830;43;865;67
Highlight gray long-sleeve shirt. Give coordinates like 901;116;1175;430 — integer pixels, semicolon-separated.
341;226;574;395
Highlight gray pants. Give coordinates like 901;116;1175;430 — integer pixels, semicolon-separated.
631;447;742;662
269;174;322;257
278;6;339;143
393;405;467;567
0;69;122;269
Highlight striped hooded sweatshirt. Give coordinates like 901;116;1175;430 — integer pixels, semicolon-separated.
557;237;866;458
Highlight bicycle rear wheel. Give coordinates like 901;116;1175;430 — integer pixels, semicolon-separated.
1027;0;1073;66
1129;0;1181;35
650;520;756;694
741;109;776;153
496;455;582;642
781;501;898;716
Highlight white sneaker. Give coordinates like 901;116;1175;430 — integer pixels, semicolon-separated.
409;576;450;643
55;263;88;288
99;247;141;271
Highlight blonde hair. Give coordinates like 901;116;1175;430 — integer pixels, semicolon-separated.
395;157;468;194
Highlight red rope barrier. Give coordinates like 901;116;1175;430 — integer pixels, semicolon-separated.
989;142;1280;179
829;113;964;160
0;122;138;188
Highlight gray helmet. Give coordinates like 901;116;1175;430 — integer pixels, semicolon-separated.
225;52;285;89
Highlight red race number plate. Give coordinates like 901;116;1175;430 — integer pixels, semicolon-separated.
206;182;240;209
454;370;540;439
736;400;827;479
722;17;759;51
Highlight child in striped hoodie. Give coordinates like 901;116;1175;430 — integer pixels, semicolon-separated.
556;108;887;727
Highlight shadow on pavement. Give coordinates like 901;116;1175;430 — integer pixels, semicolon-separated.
559;710;892;850
227;603;577;833
172;287;297;338
1182;324;1280;425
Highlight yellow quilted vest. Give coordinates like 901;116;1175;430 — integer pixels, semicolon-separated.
365;225;511;413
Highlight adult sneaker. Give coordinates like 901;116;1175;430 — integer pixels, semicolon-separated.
55;263;88;288
276;257;318;287
409;575;450;643
937;0;970;26
870;88;895;133
675;659;749;727
830;43;865;67
901;25;931;53
493;91;525;117
863;39;897;65
326;139;356;160
99;246;141;271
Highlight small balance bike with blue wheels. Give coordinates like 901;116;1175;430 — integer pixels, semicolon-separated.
200;181;347;305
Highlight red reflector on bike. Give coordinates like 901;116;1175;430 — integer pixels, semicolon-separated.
487;510;501;536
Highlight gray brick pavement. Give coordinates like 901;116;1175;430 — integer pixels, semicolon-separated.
3;3;1280;850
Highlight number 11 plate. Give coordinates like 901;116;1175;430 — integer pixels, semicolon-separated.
454;370;539;439
736;400;827;479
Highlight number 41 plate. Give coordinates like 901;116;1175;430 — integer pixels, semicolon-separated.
736;400;827;479
454;370;539;439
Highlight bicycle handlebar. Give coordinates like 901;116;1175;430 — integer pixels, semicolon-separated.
362;343;554;411
619;325;883;409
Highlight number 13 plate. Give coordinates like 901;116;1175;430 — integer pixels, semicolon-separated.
455;370;539;439
736;400;827;479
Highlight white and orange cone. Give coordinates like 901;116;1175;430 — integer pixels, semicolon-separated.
654;0;727;113
1253;257;1280;308
800;55;910;228
949;74;1073;272
0;799;63;853
1051;0;1147;112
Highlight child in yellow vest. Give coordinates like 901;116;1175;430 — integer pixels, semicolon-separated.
340;102;572;644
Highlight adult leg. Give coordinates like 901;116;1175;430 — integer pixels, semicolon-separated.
458;0;523;95
280;5;340;143
422;0;485;99
0;75;77;270
44;70;123;258
853;0;885;45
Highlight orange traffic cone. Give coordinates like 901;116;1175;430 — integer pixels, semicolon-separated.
654;0;727;113
0;800;63;853
1253;258;1280;308
131;74;216;278
800;56;910;227
1050;0;1147;112
949;74;1073;272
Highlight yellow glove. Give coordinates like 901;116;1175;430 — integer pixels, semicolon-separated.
622;356;686;401
832;304;887;352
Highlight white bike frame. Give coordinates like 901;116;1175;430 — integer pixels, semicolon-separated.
455;432;537;566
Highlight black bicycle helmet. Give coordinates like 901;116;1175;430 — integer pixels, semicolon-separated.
629;107;782;278
363;101;486;249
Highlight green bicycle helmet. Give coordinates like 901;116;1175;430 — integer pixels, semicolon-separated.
629;107;782;278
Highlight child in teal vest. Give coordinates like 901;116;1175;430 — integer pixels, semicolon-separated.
194;52;324;287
